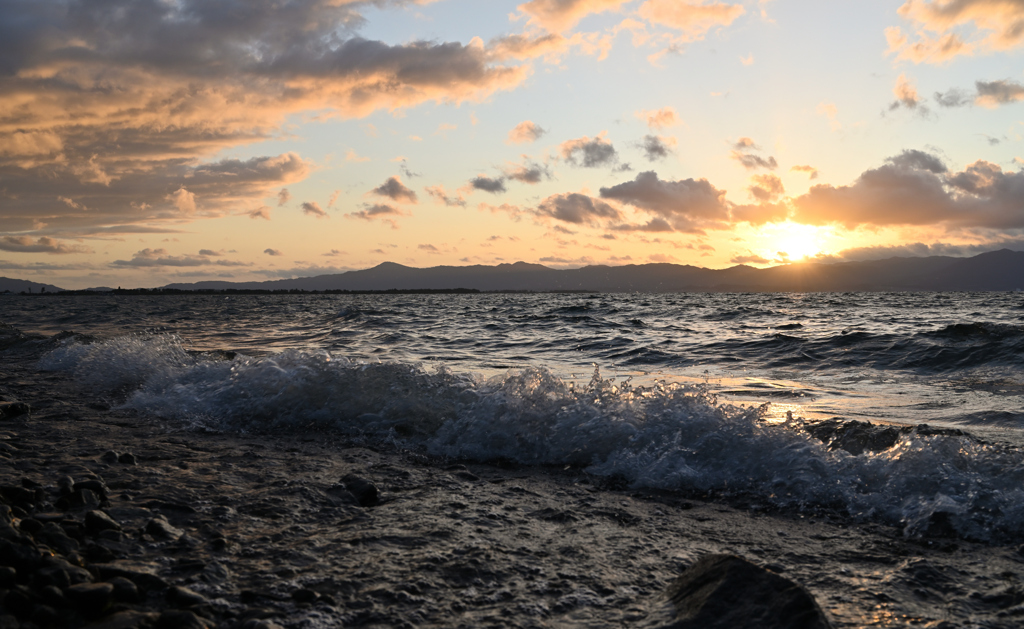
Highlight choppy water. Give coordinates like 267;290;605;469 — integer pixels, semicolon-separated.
6;291;1024;540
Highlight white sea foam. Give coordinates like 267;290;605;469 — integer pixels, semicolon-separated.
40;333;1024;541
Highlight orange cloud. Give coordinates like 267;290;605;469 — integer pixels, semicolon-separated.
517;0;631;34
635;107;679;129
888;0;1024;62
638;0;745;40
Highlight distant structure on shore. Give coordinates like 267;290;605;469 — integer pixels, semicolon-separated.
5;249;1024;294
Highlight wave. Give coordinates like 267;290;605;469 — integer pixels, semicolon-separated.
39;333;1024;542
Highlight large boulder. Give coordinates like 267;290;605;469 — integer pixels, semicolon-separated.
647;554;833;629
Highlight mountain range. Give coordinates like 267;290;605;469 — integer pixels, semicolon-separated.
4;249;1023;294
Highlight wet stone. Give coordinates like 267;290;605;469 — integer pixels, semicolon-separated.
85;610;160;629
108;576;140;603
649;554;833;629
66;581;115;615
145;516;183;541
341;474;379;507
0;402;30;420
117;453;137;465
101;451;120;464
155;609;214;629
167;585;208;607
85;510;121;534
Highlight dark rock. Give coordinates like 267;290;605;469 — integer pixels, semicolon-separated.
30;604;58;626
33;557;92;588
57;477;75;497
85;510;121;534
117;453;137;466
38;584;65;607
35;522;80;556
454;471;481;482
240;620;284;629
92;563;168;591
108;576;140;603
101;451;120;464
0;616;18;629
3;588;33;619
292;588;319;603
66;582;114;615
58;488;100;510
0;566;16;587
145;516;183;541
155;609;214;629
805;420;907;456
0;537;42;574
0;486;36;510
16;519;42;535
0;402;30;420
648;554;833;629
341;474;379;507
167;585;208;607
84;610;160;629
74;480;109;500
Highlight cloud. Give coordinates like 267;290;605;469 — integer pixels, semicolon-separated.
370;176;418;204
345;150;371;163
791;165;819;179
976;79;1024;107
731;153;778;170
560;134;619;167
112;248;252;267
323;249;347;257
418;244;441;253
731;253;771;265
198;250;223;257
425;185;467;207
747;174;785;202
639;135;677;161
791;149;1024;229
889;0;1024;63
816;102;840;131
470;176;508;194
264;249;284;257
517;0;632;34
0;236;93;255
535;193;622;224
889;73;927;113
504;160;552;184
934;87;972;108
638;0;746;41
824;239;1024;262
246;206;273;220
508;121;547;144
635;107;679;129
599;171;729;232
277;188;291;207
348;203;408;228
0;0;528;236
301;201;329;218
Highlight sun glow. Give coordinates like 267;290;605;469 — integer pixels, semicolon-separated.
765;223;830;262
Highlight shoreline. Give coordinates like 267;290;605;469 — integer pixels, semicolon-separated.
2;344;1024;627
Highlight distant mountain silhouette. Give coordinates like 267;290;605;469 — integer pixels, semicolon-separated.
0;277;64;293
159;249;1024;293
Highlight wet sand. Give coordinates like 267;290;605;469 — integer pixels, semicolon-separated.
2;341;1024;628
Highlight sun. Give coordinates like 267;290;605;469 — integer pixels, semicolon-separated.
765;223;829;262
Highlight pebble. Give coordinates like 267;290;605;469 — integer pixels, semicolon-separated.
85;510;122;533
342;474;379;507
167;585;209;607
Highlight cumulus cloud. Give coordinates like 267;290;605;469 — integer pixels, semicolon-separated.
638;0;746;41
888;0;1024;63
728;137;777;170
246;206;272;220
517;0;632;34
504;160;552;184
418;244;441;253
301;201;328;218
560;134;619;167
791;165;819;179
508;121;547;144
934;87;972;108
0;0;528;237
425;185;467;207
535;193;622;224
348;203;408;229
0;236;92;255
371;176;418;204
599;171;729;232
112;248;252;267
889;73;927;113
747;174;785;202
639;135;677;161
264;249;284;257
635;107;679;129
791;149;1024;229
976;79;1024;107
470;176;508;194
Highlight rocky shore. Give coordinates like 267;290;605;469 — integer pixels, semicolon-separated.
2;330;1024;627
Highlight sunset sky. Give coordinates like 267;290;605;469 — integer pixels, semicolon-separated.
3;0;1024;289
